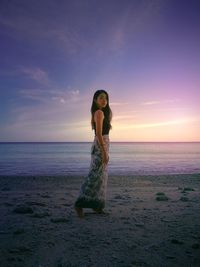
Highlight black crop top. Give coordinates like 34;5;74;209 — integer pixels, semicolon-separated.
94;117;110;135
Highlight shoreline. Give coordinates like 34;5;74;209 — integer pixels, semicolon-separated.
1;173;200;266
1;172;200;178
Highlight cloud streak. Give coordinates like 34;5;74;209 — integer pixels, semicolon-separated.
18;66;50;85
18;89;80;104
114;117;198;129
141;99;181;105
110;102;129;106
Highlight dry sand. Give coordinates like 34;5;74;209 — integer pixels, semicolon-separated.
0;174;200;267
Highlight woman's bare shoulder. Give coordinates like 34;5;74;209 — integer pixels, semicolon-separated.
94;110;104;121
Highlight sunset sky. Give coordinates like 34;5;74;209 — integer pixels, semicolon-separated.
0;0;199;142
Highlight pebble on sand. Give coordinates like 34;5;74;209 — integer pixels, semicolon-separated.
192;243;200;249
8;246;32;253
13;229;25;235
181;187;195;193
179;196;189;202
13;205;34;214
30;212;50;218
155;192;169;201
50;218;69;223
171;239;184;245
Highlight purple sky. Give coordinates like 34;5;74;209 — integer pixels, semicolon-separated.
0;0;199;141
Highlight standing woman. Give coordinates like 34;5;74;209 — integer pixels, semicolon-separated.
74;89;112;218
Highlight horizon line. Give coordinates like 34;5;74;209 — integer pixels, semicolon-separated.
0;141;200;143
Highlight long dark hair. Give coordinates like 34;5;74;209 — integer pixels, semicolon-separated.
90;89;113;131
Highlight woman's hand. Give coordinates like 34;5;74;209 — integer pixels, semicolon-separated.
102;151;109;165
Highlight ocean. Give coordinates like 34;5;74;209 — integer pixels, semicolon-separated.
0;142;199;176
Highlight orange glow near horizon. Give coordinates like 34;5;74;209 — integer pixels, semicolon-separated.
109;117;199;142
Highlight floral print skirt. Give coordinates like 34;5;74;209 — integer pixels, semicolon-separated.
74;134;110;209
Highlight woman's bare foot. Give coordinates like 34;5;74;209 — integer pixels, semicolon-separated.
74;206;84;218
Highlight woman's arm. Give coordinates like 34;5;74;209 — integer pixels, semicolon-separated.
94;110;106;150
94;110;109;165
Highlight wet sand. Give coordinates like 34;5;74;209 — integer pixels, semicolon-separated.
0;174;200;267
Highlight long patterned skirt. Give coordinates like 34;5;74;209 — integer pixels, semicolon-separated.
74;134;110;209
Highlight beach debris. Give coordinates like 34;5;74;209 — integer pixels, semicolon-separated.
3;202;13;206
13;205;34;214
166;255;175;259
47;241;55;247
30;212;50;218
13;228;25;235
135;222;145;227
41;194;51;198
161;218;173;222
183;187;195;191
131;259;147;266
25;201;46;206
1;186;10;191
171;239;184;245
181;187;195;193
50;217;69;223
0;230;9;234
111;253;118;259
143;242;161;251
179;196;189;202
156;192;165;196
7;256;23;262
192;243;200;249
156;196;169;201
119;216;128;220
155;192;169;201
8;246;32;254
62;203;72;206
114;194;123;199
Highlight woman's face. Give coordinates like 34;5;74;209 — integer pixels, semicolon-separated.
95;93;108;109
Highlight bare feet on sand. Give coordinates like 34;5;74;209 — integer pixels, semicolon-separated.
92;208;106;214
74;206;84;218
74;206;108;217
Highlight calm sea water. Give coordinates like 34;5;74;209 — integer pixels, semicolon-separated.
0;142;199;176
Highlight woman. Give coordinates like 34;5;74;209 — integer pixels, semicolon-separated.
74;89;112;218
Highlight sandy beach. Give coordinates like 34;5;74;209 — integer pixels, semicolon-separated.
0;173;200;267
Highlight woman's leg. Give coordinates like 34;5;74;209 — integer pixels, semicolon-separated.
74;135;109;217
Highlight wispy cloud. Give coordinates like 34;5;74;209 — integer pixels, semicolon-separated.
18;87;80;104
114;117;198;129
110;102;129;106
18;88;49;103
0;65;50;86
141;100;160;105
141;99;181;105
113;115;137;120
51;89;80;104
18;66;50;85
15;64;80;104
